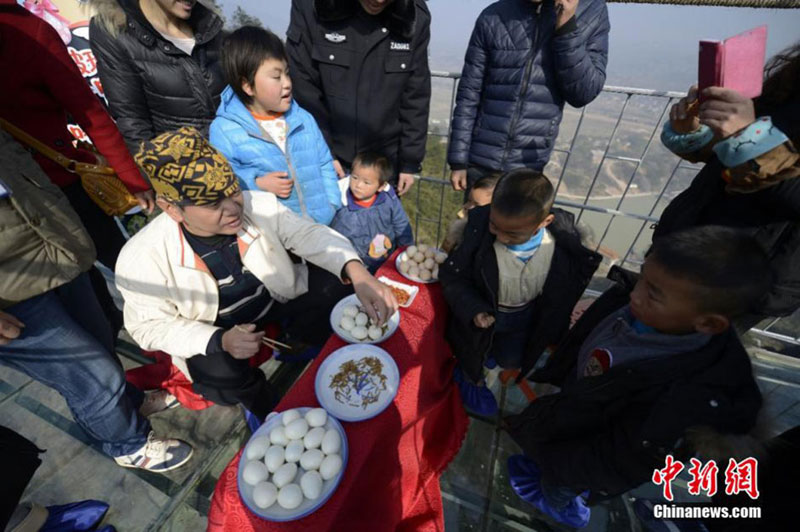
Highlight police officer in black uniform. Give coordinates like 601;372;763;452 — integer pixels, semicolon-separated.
286;0;431;195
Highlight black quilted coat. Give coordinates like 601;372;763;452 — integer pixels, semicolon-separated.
88;0;226;152
448;0;609;172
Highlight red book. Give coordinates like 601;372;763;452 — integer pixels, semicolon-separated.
698;25;767;101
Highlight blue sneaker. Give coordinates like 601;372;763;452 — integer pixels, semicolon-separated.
41;500;109;532
244;407;263;433
507;455;591;528
453;365;498;416
485;357;498;369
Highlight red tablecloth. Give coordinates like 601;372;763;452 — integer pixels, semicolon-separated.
208;253;470;531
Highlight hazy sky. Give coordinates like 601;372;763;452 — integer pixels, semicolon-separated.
228;0;800;91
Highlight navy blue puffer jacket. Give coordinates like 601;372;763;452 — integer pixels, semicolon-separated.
448;0;609;172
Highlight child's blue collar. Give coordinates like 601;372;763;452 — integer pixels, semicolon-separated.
504;229;544;251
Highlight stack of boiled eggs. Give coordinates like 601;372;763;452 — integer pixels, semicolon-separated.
241;408;343;510
398;244;447;281
339;305;385;341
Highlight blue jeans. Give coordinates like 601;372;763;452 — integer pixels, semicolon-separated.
0;274;149;457
491;305;536;369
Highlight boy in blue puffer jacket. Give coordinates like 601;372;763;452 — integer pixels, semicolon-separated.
210;26;340;225
331;152;414;273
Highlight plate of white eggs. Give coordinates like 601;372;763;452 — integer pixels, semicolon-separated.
237;407;348;521
330;294;400;344
395;244;447;284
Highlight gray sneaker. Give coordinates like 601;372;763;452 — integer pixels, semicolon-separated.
114;432;193;472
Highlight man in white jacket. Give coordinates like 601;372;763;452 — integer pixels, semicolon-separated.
116;128;397;419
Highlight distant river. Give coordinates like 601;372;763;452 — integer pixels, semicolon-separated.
557;193;664;266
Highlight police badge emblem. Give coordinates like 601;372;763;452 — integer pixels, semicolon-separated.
324;32;347;43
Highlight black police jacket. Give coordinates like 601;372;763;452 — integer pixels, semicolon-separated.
286;0;431;177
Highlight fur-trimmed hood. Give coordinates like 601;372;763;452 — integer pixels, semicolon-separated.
88;0;127;35
314;0;423;40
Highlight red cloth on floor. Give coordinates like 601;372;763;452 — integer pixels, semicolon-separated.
125;350;214;410
208;251;470;531
125;326;277;410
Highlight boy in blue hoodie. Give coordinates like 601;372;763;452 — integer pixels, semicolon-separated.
210;26;340;225
330;152;414;273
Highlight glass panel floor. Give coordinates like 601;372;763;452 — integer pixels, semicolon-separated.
2;341;798;531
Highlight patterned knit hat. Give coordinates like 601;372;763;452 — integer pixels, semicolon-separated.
135;127;240;206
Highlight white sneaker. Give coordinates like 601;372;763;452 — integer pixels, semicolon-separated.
139;390;179;417
114;432;193;472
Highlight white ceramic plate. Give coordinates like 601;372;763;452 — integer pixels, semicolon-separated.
237;408;348;522
330;294;400;345
314;344;400;422
377;276;419;308
394;249;445;284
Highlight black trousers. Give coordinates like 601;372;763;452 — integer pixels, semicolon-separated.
186;264;353;418
61;182;127;337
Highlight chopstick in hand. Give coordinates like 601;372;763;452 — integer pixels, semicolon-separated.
233;324;292;351
261;336;292;350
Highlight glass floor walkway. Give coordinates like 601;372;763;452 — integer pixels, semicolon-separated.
2;332;799;531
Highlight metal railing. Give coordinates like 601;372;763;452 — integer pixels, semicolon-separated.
411;71;800;348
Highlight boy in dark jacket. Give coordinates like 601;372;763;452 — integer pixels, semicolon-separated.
330;152;414;272
440;169;601;416
448;0;610;192
504;227;768;528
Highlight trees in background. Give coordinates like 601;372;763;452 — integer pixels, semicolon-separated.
205;1;263;29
